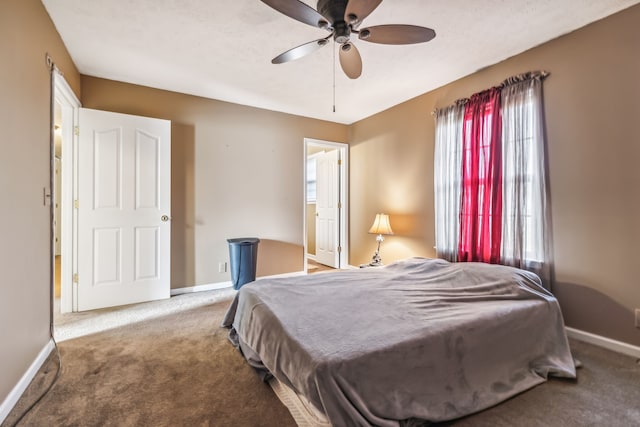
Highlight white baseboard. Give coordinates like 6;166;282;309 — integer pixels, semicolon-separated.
256;270;306;280
170;270;306;296
306;254;317;261
0;339;55;424
566;327;640;359
171;281;233;296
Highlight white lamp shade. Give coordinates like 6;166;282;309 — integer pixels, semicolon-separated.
368;213;393;235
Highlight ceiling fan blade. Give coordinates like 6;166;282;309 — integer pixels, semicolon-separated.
272;38;330;64
339;43;362;79
261;0;330;29
344;0;383;26
359;24;436;45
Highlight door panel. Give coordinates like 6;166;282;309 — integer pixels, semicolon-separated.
93;227;120;285
135;131;160;209
93;128;121;209
135;226;159;280
78;108;171;311
315;150;340;268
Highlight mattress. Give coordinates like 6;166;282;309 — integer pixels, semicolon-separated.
222;257;576;426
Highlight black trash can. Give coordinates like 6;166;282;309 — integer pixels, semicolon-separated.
227;238;260;290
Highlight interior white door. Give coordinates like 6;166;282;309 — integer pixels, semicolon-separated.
315;150;340;268
77;108;171;311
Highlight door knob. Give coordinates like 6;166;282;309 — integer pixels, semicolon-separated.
161;215;170;222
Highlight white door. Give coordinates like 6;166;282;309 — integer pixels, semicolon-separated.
315;150;340;268
77;108;171;311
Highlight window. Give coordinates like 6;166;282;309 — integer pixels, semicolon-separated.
307;156;317;203
501;87;546;264
434;104;464;262
433;72;550;285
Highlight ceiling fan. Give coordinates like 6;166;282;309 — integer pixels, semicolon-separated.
261;0;436;79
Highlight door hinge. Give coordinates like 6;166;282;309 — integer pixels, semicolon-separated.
338;246;342;253
74;126;79;136
338;159;342;165
338;202;342;209
74;199;79;209
73;273;79;283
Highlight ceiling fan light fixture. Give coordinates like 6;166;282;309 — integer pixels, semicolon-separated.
318;39;329;46
347;13;359;25
341;43;352;52
318;19;330;29
359;28;371;40
333;20;351;44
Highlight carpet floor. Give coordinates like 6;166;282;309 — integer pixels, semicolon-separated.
3;290;640;426
4;291;295;427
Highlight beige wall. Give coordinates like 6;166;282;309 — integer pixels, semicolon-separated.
81;77;348;287
0;0;80;407
349;4;640;346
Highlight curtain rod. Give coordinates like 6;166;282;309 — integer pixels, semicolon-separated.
431;70;550;116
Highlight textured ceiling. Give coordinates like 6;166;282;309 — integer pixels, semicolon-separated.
42;0;639;124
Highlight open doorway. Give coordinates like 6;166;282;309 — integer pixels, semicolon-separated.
53;71;80;315
304;138;348;272
52;72;171;317
53;101;62;307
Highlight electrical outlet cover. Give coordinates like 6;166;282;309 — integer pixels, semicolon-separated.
635;309;640;328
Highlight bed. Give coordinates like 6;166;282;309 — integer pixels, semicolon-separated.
222;257;576;426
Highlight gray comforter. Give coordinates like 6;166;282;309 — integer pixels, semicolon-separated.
222;257;576;426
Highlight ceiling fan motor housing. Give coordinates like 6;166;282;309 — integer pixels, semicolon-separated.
317;0;351;43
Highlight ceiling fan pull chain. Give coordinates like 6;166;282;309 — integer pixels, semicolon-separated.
333;40;336;113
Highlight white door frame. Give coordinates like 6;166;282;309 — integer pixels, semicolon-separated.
54;71;80;313
303;138;348;270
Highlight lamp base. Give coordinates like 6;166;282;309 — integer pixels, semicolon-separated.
369;252;383;267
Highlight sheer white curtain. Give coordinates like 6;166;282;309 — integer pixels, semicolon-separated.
500;73;551;286
434;103;465;261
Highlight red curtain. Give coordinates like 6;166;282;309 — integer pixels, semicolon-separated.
458;88;503;263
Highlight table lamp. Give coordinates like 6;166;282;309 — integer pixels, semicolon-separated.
368;213;393;266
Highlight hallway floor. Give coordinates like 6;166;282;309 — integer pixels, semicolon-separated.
307;258;336;274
